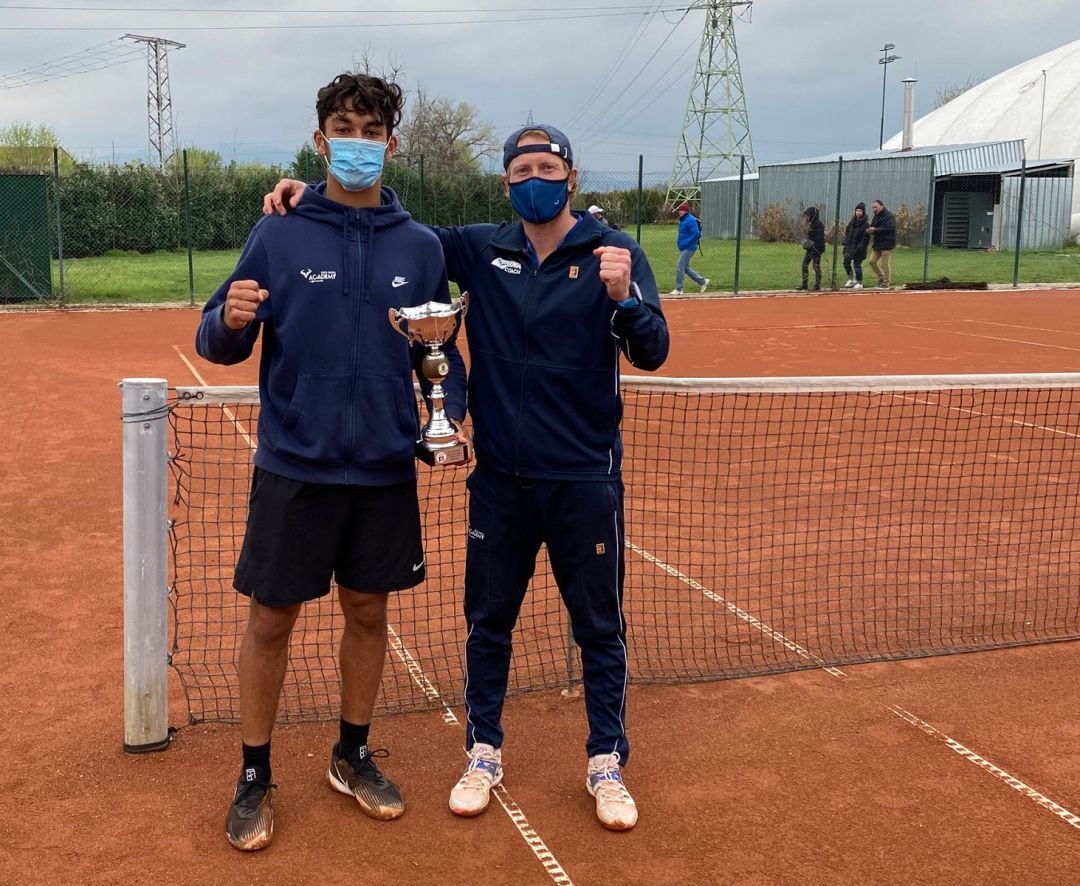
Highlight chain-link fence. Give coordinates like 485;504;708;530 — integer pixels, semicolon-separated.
0;148;1076;305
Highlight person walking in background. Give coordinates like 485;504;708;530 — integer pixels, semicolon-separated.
841;202;870;289
866;198;897;289
798;206;825;291
197;72;466;852
264;122;669;832
587;204;608;225
671;201;709;295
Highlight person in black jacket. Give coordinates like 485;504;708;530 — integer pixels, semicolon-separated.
798;206;825;291
867;198;897;289
264;123;668;833
842;202;870;289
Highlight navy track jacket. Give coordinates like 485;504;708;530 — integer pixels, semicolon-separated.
434;213;669;480
196;183;466;486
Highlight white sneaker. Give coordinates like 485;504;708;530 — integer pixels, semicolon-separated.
853;282;863;289
699;278;710;293
668;289;683;296
843;278;855;288
586;753;637;831
449;743;503;817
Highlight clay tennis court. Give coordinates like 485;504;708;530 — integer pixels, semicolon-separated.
3;288;1080;884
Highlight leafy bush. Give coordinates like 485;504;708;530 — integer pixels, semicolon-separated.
894;202;928;247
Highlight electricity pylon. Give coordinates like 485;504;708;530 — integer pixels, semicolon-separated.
667;0;755;208
124;34;185;169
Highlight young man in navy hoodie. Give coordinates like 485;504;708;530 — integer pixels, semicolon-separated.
196;72;465;852
266;123;669;831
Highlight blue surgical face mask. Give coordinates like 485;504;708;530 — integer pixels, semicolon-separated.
323;136;387;191
508;176;569;224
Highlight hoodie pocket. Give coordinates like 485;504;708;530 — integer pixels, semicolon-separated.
277;371;351;464
353;373;419;464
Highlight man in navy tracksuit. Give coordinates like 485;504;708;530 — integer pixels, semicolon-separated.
266;123;668;830
435;125;668;831
196;73;465;852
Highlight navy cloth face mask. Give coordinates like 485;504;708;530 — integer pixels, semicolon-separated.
509;176;570;223
324;136;387;191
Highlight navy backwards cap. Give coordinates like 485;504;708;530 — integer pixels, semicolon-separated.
502;124;573;170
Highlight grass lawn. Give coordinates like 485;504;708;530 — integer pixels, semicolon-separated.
47;228;1080;305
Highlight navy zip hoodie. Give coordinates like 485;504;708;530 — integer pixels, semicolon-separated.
434;213;669;480
196;183;466;486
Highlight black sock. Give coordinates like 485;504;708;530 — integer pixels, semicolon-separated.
241;741;271;782
338;719;370;759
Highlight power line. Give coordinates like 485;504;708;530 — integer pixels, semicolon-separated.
0;36;141;87
0;7;693;30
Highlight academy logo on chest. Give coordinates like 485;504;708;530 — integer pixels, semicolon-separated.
299;268;337;283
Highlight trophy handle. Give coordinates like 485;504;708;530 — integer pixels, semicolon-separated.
388;307;408;338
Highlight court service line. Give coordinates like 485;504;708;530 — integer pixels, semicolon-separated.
889;705;1080;832
962;320;1080;338
172;345;257;448
894;323;1080;353
172;346;572;886
624;540;846;678
886;392;1080;440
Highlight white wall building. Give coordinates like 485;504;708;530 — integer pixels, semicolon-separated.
884;38;1080;240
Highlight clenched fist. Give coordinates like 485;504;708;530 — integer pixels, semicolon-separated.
593;246;633;302
223;279;268;330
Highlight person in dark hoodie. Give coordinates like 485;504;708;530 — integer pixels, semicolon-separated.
263;123;668;832
196;72;466;852
866;198;897;289
841;202;870;289
798;205;825;291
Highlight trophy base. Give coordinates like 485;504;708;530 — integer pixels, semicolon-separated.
416;440;470;467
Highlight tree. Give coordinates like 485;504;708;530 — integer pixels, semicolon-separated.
288;142;324;182
0;121;59;147
396;86;498;176
935;77;982;109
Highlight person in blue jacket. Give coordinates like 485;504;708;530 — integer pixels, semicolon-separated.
798;205;826;291
196;72;466;852
671;200;709;295
266;122;669;831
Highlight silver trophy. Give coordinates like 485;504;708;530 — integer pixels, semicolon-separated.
388;291;470;466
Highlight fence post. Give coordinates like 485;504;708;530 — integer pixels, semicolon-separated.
52;146;65;306
830;156;843;289
734;155;745;295
635;154;644;244
560;619;581;699
120;378;171;753
923;155;935;283
418;154;425;224
1012;158;1027;288
183;150;195;306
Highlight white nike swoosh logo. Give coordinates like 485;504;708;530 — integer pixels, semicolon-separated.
412;559;425;571
392;279;409;288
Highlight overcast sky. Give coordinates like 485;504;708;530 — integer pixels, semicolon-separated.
0;0;1075;175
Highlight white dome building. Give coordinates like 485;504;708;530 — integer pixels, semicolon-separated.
885;38;1080;238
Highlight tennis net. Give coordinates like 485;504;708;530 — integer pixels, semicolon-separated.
161;374;1080;724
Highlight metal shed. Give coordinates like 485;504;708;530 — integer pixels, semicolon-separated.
700;140;1075;249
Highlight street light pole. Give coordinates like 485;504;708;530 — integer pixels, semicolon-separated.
878;42;900;150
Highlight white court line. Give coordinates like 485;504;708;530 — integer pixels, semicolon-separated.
624;540;845;678
387;627;574;886
889;705;1080;832
962;320;1080;338
885;391;1080;440
894;323;1080;353
172;347;572;885
172;345;256;449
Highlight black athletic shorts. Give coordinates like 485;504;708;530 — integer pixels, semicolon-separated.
234;467;426;607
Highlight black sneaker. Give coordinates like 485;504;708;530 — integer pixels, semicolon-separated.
327;744;404;820
225;768;275;851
